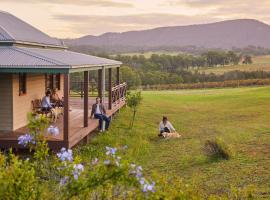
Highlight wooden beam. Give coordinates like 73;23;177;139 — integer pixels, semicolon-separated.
116;67;120;103
101;67;106;103
63;74;70;147
84;71;89;127
108;68;112;109
98;69;102;99
116;67;120;85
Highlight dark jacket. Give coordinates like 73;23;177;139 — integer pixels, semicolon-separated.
91;103;106;117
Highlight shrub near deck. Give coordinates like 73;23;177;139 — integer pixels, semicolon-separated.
82;86;270;198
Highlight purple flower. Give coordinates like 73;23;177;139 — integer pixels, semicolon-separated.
18;134;35;147
139;178;145;185
105;146;117;156
142;182;155;193
72;164;84;180
47;126;60;136
60;176;69;186
57;147;73;162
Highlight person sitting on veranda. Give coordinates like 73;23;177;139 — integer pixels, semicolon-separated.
158;116;176;136
90;97;111;132
51;88;63;107
41;90;53;112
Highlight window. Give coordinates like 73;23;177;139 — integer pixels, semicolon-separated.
19;73;27;95
45;74;61;91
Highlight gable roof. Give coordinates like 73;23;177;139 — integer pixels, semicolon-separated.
0;46;121;70
0;11;64;48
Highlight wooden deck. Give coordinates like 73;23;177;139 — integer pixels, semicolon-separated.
0;97;125;151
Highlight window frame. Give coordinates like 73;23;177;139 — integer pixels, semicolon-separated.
45;74;61;91
19;73;27;96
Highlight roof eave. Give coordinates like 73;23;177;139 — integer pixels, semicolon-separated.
0;40;67;49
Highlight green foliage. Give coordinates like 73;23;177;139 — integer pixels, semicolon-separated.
126;91;143;128
27;113;49;135
203;137;234;160
0;152;40;200
120;66;141;89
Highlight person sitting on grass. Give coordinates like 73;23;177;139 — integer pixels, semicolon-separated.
158;116;181;139
41;90;53;112
90;97;111;132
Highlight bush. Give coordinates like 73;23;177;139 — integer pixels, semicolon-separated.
203;138;234;160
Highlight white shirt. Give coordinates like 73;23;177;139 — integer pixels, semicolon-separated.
95;104;101;114
159;121;175;132
41;96;52;108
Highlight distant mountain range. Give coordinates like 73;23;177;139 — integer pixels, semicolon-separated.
64;19;270;52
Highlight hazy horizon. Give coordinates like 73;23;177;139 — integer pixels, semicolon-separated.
1;0;270;38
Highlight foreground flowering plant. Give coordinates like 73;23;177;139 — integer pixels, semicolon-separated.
55;145;157;198
57;148;73;162
18;134;35;147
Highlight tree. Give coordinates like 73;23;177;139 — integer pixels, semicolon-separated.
126;91;142;129
120;66;141;89
242;55;253;64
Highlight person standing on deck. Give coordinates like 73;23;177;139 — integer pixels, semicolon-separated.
90;97;111;131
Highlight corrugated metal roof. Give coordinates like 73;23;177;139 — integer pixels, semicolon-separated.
0;11;63;47
0;46;121;68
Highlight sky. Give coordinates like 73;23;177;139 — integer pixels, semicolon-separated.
0;0;270;38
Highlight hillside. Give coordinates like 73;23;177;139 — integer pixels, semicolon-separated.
64;19;270;51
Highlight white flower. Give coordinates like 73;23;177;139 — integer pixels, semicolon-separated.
91;158;99;165
130;163;136;168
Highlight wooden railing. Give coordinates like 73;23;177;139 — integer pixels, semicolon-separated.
111;82;127;107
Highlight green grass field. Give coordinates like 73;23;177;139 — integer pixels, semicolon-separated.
80;86;270;198
197;55;270;74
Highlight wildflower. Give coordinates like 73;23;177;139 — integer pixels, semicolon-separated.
57;147;73;162
47;126;60;136
130;163;136;168
137;166;143;171
104;160;111;165
115;156;121;167
73;164;84;180
91;157;99;165
122;145;128;150
18;134;35;147
139;178;145;185
105;146;117;156
60;176;69;186
142;182;155;193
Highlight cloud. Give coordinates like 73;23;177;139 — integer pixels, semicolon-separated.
0;0;133;7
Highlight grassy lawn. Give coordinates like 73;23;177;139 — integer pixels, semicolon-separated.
197;55;270;74
79;86;270;198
